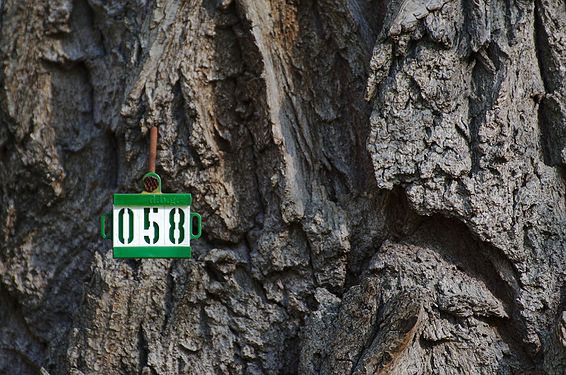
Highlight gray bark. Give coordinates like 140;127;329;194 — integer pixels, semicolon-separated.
0;0;565;374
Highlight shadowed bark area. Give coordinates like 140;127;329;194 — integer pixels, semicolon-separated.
0;0;564;374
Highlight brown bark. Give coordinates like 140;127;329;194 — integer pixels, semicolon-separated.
0;0;564;373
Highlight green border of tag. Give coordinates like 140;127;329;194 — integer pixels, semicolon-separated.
113;246;192;258
113;194;192;206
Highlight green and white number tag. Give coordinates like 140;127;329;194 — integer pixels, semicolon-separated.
101;173;202;258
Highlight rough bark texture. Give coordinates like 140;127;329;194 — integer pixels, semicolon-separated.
0;0;565;374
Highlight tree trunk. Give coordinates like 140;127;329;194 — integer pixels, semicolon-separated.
1;0;565;373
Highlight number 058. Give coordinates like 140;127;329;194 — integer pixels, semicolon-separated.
114;207;193;247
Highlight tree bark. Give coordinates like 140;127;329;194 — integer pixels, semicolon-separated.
0;0;565;373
